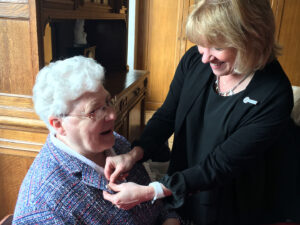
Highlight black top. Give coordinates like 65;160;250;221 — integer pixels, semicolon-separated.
133;46;300;225
186;78;244;168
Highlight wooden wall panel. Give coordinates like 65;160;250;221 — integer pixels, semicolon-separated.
0;20;35;95
141;0;183;110
0;2;29;19
0;93;48;218
134;0;149;70
277;0;300;86
0;153;36;219
0;0;28;3
135;0;196;110
270;0;285;40
175;0;196;65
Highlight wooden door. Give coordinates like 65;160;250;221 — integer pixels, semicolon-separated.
135;0;192;110
135;0;198;110
271;0;300;86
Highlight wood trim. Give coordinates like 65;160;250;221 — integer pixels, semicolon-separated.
0;151;36;219
145;101;162;111
0;2;29;19
0;116;47;132
134;0;150;70
0;214;13;225
277;0;300;86
0;94;48;132
270;0;285;41
29;0;42;76
0;93;33;109
0;0;27;3
0;107;38;120
42;0;74;9
43;7;125;21
0;139;42;154
174;0;188;68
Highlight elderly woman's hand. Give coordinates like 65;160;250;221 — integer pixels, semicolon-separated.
104;146;144;183
162;218;181;225
103;182;154;210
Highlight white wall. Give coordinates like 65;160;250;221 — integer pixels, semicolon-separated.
127;0;136;70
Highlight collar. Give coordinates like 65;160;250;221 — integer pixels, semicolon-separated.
47;134;114;192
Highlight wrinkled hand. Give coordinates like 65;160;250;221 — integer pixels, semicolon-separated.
104;154;134;183
103;182;153;210
104;147;144;183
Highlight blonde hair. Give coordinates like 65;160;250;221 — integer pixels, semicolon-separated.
186;0;281;75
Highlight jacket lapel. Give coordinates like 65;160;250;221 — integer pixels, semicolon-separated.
175;64;212;134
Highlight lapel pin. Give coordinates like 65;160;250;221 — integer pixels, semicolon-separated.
243;97;258;105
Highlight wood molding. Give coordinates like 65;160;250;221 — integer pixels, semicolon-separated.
0;0;27;3
0;94;48;133
0;116;47;132
174;0;189;68
0;93;34;108
270;0;285;40
145;101;162;111
277;0;300;86
134;0;150;70
29;0;43;74
0;139;42;154
42;5;125;21
0;152;36;219
0;2;29;19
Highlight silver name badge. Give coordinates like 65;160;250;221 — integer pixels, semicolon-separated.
243;97;258;105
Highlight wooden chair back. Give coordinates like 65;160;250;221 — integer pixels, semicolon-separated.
0;214;13;225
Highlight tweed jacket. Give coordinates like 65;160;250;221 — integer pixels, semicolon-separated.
13;133;177;225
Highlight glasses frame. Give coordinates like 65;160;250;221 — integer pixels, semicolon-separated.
63;96;117;121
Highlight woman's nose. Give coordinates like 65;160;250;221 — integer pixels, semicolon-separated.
201;48;212;64
105;108;116;121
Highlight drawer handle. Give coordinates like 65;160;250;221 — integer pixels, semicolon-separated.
119;97;128;111
134;87;141;96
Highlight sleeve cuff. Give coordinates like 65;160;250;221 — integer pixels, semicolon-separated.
160;173;187;209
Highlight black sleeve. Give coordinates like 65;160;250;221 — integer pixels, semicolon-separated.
132;46;200;162
160;68;294;208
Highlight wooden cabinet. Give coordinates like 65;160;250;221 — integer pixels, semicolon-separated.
105;70;148;143
42;0;75;10
0;0;148;218
134;0;196;110
270;0;300;86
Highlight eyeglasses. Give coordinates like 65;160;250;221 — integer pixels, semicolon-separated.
64;96;117;121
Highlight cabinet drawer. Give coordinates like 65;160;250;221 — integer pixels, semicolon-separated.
115;79;146;115
42;0;75;9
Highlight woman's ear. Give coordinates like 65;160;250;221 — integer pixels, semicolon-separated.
49;116;66;135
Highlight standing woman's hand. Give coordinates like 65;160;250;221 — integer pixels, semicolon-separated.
104;146;144;183
103;182;154;210
162;218;181;225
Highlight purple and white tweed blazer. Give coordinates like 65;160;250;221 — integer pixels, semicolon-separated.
13;133;177;224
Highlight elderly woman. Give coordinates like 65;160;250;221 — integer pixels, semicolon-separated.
103;0;300;224
12;56;180;225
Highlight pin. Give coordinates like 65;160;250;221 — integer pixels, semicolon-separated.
243;97;258;105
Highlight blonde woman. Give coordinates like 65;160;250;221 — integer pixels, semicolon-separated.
103;0;300;224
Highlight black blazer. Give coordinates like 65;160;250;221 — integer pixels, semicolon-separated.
134;46;300;224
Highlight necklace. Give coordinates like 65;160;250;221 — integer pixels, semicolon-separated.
215;73;251;96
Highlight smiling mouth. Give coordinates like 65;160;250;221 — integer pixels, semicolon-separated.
210;62;224;66
100;129;112;135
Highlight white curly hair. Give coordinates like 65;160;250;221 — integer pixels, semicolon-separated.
33;56;105;133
